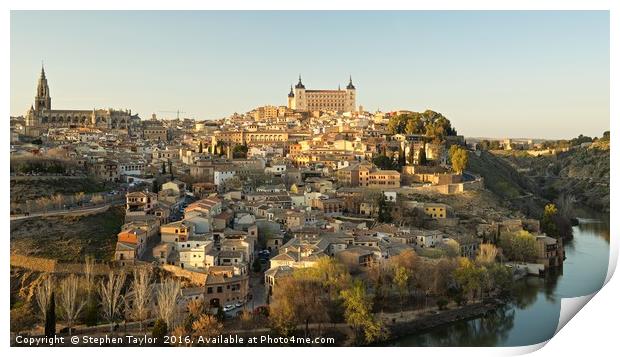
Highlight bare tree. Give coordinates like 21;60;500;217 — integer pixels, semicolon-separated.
187;299;204;318
99;272;126;332
155;278;181;329
52;193;65;209
128;267;153;331
35;276;54;323
556;193;575;219
59;275;86;336
84;255;95;295
192;314;223;344
91;194;104;205
35;197;50;212
75;192;86;206
476;244;498;266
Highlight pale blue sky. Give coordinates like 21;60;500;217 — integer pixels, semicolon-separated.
11;11;609;139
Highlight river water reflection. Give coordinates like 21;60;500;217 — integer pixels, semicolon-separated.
392;213;610;347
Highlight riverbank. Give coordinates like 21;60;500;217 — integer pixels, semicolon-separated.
390;216;609;347
380;299;505;344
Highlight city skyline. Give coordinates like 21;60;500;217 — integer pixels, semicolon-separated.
11;10;610;139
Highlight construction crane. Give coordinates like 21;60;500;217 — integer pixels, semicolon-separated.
157;110;186;120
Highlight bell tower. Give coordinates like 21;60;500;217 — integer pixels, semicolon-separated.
293;74;306;111
287;85;295;109
34;64;51;111
345;75;356;113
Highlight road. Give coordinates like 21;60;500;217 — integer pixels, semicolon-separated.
10;200;124;221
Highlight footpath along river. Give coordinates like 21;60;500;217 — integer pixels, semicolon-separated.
391;212;610;347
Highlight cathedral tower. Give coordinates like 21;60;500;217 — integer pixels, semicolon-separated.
34;65;51;111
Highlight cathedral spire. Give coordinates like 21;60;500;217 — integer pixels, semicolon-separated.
35;64;51;111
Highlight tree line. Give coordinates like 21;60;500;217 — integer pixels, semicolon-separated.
268;248;513;345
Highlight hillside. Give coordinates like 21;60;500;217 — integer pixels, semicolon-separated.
10;176;106;204
10;206;125;262
466;150;548;217
494;146;610;213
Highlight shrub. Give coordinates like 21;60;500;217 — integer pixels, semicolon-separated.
151;319;167;346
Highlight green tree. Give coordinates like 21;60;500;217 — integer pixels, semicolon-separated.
252;258;262;272
373;155;395;170
340;280;384;344
487;263;513;295
387;115;407;134
418;146;427;166
269;272;328;338
84;295;99;326
168;159;174;180
453;258;485;303
405;113;424;135
376;194;393;223
152;180;159;194
541;203;560;237
498;230;539;263
161;162;166;174
449;145;468;174
394;266;410;314
232;144;249;159
45;292;56;337
398;145;406;169
441;239;461;258
312;257;351;300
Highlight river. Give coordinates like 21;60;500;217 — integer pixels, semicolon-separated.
391;212;610;347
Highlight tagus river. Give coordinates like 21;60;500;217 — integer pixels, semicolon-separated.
392;212;610;347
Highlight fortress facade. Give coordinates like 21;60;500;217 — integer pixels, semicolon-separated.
287;75;356;113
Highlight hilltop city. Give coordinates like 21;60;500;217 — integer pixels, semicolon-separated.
10;66;608;346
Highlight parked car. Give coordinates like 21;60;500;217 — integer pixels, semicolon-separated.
235;301;244;308
223;304;235;312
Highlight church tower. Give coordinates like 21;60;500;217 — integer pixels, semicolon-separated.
287;85;295;109
345;75;356;113
34;65;51;111
293;75;306;111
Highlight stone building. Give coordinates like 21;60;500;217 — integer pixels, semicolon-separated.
287;75;356;112
24;66;138;136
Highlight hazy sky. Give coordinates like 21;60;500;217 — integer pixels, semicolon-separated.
11;11;609;139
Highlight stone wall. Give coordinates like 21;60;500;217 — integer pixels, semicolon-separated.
161;264;207;286
10;254;117;275
10;255;56;272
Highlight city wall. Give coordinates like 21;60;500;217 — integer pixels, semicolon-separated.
10;254;134;275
